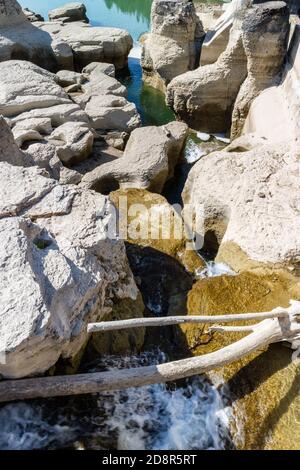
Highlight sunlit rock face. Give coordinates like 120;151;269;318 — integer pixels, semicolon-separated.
0;0;27;26
0;0;133;71
141;0;204;91
0;120;142;380
167;1;290;134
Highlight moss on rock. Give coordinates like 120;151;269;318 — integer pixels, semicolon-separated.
177;271;300;449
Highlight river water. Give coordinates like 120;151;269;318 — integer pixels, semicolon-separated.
6;0;237;451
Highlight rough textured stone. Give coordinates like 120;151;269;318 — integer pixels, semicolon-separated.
56;69;84;87
167;1;290;134
0;60;139;165
81;122;188;194
39;20;133;70
0;0;133;71
182;140;300;272
22;7;44;22
0;61;71;118
48;122;94;165
85;95;141;133
141;0;204;90
82;61;115;78
167;16;247;133
0;161;140;379
48;2;89;23
231;1;290;138
243;23;300;145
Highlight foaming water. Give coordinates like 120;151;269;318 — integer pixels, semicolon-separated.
196;261;236;279
0;352;234;450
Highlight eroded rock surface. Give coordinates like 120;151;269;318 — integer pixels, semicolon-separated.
81;122;188;194
141;0;204;91
0;125;141;379
0;60;140;166
167;1;289;134
0;0;132;70
48;2;89;23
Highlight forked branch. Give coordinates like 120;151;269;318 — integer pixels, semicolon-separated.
0;304;299;403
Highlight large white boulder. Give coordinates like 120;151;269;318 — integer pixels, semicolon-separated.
0;159;139;379
0;60;140;164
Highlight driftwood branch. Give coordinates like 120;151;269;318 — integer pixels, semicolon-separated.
87;310;289;333
0;314;299;404
208;325;255;333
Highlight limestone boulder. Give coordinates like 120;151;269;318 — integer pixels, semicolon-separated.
80;122;188;194
178;271;300;449
48;122;94;165
84;95;141;133
167;17;247;133
56;69;84;87
231;1;290;138
141;0;204;90
0;60;139;165
48;2;89;23
39;20;133;70
0;61;72;118
0;0;132;71
167;1;290;134
0;60;91;162
0;116;29;167
182;140;300;273
243;23;300;145
22;8;44;22
0;115;61;178
109;188;205;275
82;62;115;78
0;161;140;379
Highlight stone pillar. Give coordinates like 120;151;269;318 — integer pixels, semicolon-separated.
141;0;204;92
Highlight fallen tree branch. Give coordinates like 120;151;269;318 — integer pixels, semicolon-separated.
87;310;289;333
208;325;255;333
0;315;299;403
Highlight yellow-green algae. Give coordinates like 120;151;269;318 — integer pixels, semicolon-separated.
177;271;300;449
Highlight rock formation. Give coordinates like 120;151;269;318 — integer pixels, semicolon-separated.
141;0;204;91
243;23;300;144
0;121;142;379
0;0;132;70
22;7;44;22
167;1;290;134
231;1;290;138
0;60;140;165
182;136;300;273
179;270;300;449
80;122;188;194
48;2;89;23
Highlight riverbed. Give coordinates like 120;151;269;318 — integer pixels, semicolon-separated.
4;0;238;451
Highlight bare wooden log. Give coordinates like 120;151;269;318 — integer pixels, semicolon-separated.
87;310;289;333
0;316;299;403
208;325;255;333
